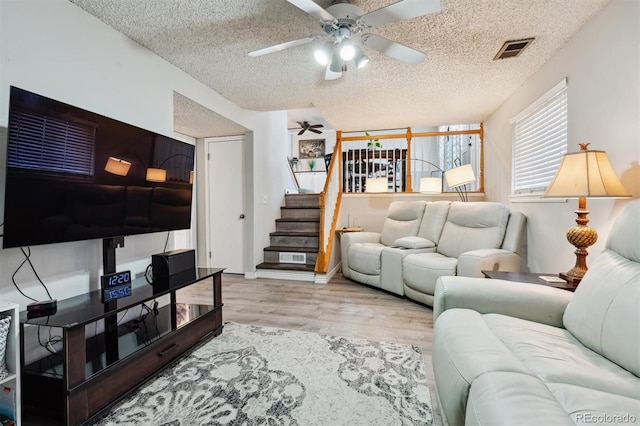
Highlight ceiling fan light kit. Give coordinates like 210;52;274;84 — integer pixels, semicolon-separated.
249;0;441;80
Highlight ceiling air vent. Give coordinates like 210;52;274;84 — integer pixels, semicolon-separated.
494;38;535;60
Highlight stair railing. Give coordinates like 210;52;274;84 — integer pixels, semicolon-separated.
315;132;343;273
287;157;301;191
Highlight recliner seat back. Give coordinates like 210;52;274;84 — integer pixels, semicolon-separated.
379;201;427;246
416;201;451;245
436;202;510;258
563;199;640;376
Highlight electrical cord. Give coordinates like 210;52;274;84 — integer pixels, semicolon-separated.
145;235;171;284
36;317;63;355
11;247;54;302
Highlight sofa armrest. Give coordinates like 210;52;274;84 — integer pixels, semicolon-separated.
457;249;522;277
340;231;381;278
392;236;435;249
380;245;436;295
341;231;381;246
433;276;572;327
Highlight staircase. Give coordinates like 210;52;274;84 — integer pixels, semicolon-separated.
256;193;320;281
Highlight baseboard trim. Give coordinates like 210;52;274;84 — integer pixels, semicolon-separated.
255;269;316;282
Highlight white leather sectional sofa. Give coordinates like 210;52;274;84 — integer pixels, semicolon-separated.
432;199;640;426
340;200;526;305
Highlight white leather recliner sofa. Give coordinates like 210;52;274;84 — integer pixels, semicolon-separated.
341;201;526;305
432;199;640;426
402;202;526;306
340;200;451;295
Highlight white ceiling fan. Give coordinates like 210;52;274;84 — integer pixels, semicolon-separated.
248;0;441;80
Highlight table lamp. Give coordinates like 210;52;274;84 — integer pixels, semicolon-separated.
543;143;631;283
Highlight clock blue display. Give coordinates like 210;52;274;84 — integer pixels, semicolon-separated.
101;270;133;303
102;285;132;303
102;270;131;288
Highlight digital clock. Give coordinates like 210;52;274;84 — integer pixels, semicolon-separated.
101;270;133;303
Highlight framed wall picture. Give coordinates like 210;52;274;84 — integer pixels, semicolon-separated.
299;139;325;159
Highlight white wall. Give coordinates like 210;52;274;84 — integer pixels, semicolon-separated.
0;0;288;306
483;0;639;272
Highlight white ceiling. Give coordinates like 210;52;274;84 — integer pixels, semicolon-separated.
70;0;611;137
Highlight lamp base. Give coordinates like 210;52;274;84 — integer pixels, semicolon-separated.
561;197;597;287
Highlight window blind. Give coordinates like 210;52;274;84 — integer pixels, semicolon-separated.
7;110;96;176
512;79;567;195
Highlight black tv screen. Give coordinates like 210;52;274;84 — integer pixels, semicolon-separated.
2;86;195;249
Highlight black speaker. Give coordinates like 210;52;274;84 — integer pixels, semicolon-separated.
151;249;196;287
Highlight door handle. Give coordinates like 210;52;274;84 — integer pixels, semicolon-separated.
239;214;245;219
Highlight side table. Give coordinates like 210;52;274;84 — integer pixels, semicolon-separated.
337;227;364;235
481;270;579;292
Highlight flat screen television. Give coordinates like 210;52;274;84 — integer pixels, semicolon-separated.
2;86;195;249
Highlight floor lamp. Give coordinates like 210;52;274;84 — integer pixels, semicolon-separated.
413;159;476;201
543;143;631;283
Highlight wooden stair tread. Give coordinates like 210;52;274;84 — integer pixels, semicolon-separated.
270;231;319;236
275;218;320;222
256;262;315;272
281;206;320;210
263;246;319;252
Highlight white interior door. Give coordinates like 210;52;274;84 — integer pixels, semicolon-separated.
206;136;245;273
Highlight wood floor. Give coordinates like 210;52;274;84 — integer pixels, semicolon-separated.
178;272;442;425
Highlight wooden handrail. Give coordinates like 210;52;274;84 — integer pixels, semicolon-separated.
315;132;343;273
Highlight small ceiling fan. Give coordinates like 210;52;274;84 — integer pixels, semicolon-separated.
297;121;324;135
249;0;441;80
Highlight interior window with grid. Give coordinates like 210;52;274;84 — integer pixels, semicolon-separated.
511;78;567;196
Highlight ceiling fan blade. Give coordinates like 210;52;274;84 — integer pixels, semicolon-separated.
248;35;319;57
359;0;441;28
298;128;306;135
287;0;337;23
309;128;322;134
361;34;427;65
309;124;324;128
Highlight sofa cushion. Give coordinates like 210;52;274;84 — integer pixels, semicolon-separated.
379;201;426;246
417;200;451;244
563;200;640;377
432;309;532;426
403;253;457;296
547;383;640;425
485;313;640;400
437;202;510;258
348;243;384;275
466;372;574;426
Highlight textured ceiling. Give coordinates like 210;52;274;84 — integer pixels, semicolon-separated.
70;0;611;136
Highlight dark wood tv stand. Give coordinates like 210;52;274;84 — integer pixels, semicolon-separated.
19;267;224;425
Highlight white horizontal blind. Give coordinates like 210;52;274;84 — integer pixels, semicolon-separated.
8;110;96;175
512;79;567;195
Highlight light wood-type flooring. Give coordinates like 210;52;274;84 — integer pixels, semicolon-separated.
177;272;442;425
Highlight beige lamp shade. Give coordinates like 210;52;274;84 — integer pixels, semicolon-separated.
104;157;132;176
420;177;442;194
146;167;167;182
445;164;476;188
365;177;388;193
544;147;631;198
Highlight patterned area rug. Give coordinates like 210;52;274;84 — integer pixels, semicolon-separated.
89;322;433;425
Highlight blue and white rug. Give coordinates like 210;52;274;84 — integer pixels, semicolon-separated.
89;321;433;425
